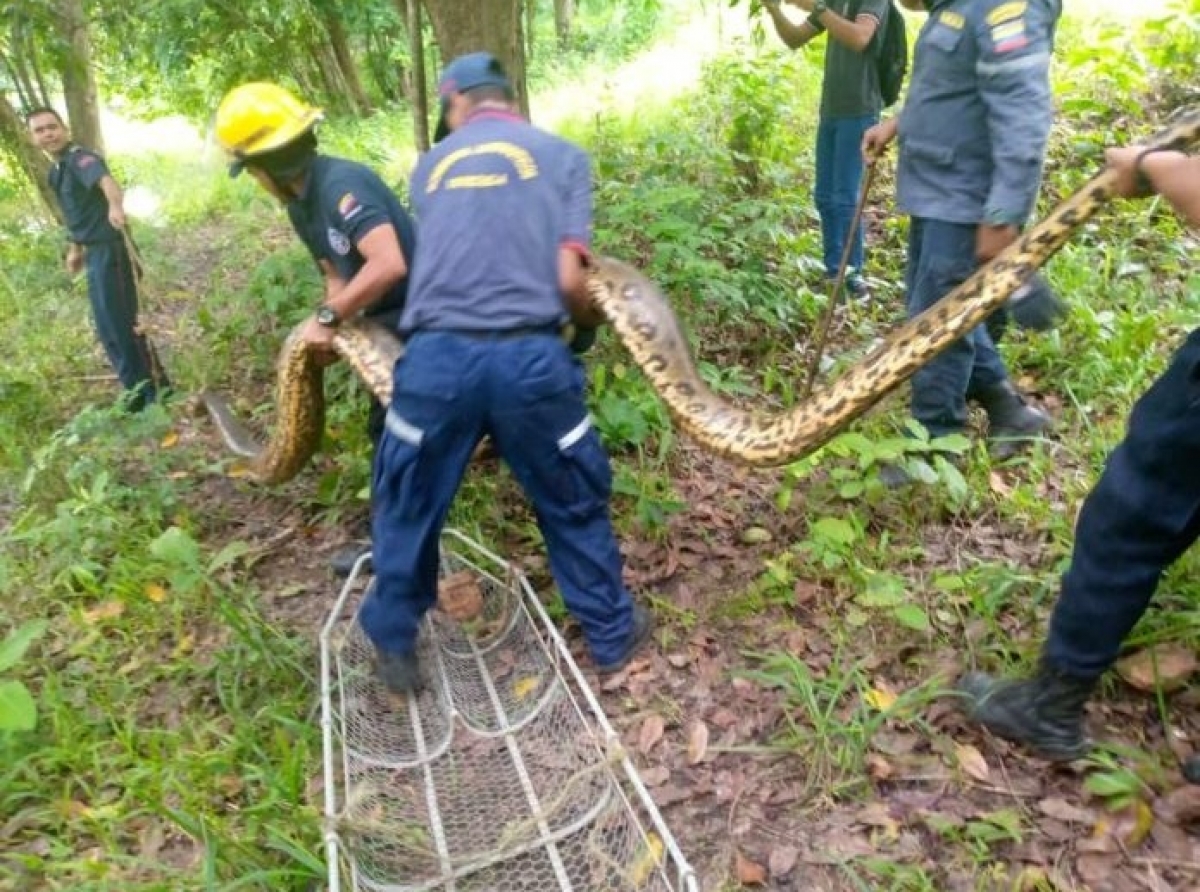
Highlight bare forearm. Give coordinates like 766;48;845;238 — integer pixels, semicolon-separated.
99;175;124;215
819;10;878;52
1140;151;1200;227
764;2;819;49
325;261;403;318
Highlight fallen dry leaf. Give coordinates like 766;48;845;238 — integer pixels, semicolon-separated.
988;470;1014;497
686;720;709;765
954;742;990;783
734;850;768;886
1082;801;1155;853
1115;644;1196;693
637;714;666;755
82;601;125;624
865;753;894;781
437;570;484;621
1155;785;1200;826
1037;797;1095;825
767;844;799;879
864;683;898;712
627;832;664;886
511;676;540;701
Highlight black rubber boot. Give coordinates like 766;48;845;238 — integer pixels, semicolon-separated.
330;542;372;578
595;604;655;675
956;661;1097;761
970;380;1051;459
375;650;422;694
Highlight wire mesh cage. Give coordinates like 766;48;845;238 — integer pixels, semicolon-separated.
319;528;700;892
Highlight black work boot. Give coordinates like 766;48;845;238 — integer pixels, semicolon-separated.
970;380;1051;460
956;661;1097;761
594;604;655;675
330;542;373;578
375;650;422;694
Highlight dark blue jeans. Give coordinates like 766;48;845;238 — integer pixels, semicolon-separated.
85;239;164;406
361;331;635;666
814;114;877;278
905;218;1009;436
1045;328;1200;678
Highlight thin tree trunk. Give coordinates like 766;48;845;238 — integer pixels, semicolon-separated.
56;0;104;153
420;0;529;119
405;0;430;151
322;10;374;114
525;0;536;61
554;0;575;48
0;93;59;223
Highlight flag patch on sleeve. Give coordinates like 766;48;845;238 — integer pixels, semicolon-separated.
337;192;362;221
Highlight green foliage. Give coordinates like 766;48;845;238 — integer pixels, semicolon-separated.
0;620;47;733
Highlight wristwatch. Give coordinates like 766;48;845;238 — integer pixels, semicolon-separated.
808;1;829;30
315;305;341;328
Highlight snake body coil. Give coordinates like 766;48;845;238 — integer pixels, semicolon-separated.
204;110;1200;484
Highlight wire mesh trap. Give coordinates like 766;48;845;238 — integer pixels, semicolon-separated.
319;529;700;892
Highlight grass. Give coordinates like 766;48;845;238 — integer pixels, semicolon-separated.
3;0;1200;889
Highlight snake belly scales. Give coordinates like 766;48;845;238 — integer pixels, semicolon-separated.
201;109;1200;485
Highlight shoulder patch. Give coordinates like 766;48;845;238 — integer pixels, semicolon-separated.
327;227;351;256
986;1;1027;25
337;192;362;222
939;11;965;29
76;153;97;168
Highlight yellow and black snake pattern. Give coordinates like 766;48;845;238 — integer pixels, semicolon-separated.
204;109;1200;484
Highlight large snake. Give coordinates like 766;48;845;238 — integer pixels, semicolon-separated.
203;109;1200;484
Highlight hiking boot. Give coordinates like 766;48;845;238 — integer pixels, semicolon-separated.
375;649;422;694
1184;755;1200;785
956;661;1096;761
1006;273;1068;332
595;604;655;675
970;381;1051;460
331;542;372;578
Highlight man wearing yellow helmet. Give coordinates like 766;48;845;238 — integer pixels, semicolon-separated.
214;82;417;575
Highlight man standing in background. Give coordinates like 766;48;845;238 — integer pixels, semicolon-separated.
862;0;1061;478
28;106;167;411
763;0;891;297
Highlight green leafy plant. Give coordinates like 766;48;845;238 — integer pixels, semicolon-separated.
0;620;47;733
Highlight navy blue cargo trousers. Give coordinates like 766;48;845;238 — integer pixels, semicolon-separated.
906;218;1010;436
1046;327;1200;677
361;330;635;665
85;239;164;407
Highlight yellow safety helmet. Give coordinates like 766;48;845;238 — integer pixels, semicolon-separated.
214;82;323;172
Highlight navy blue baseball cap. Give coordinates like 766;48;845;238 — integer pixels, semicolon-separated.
434;52;513;143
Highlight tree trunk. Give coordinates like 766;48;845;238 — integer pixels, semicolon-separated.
554;0;575;48
420;0;529;119
56;0;104;153
404;0;431;151
322;10;374;114
0;92;60;223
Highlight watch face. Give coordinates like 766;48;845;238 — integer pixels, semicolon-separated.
317;307;339;327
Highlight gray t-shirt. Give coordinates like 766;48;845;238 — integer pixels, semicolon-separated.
820;0;891;118
402;111;592;333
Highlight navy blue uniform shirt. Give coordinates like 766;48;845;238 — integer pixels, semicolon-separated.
400;109;592;334
286;155;417;318
49;145;121;245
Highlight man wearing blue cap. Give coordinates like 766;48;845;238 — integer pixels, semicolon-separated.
359;52;652;692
